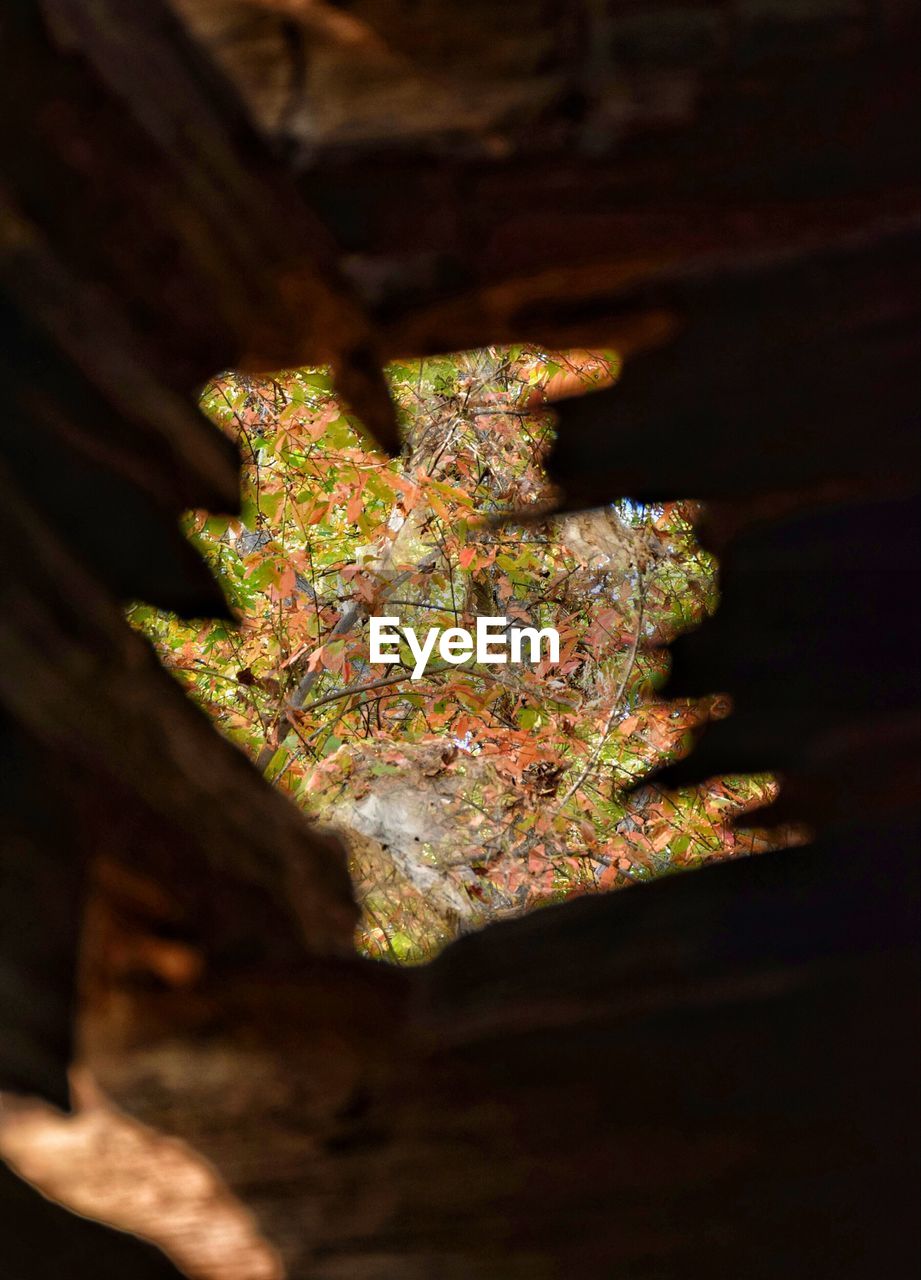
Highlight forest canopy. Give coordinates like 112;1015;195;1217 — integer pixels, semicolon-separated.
133;348;781;960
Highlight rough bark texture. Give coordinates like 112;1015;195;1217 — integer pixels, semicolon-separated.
0;1161;186;1279
0;1;918;1277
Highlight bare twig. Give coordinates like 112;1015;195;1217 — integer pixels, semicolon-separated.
553;575;647;816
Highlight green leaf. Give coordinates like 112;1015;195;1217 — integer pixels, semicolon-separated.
264;747;289;781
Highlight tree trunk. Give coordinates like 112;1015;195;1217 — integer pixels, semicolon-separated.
0;1;917;1276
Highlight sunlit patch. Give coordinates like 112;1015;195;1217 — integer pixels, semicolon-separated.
0;1086;282;1280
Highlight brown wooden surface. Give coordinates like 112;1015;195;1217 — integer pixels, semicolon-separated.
0;1;918;1276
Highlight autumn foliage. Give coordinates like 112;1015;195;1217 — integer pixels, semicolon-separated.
133;348;775;960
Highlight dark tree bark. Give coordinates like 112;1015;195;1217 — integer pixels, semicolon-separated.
0;1;917;1276
0;1163;185;1280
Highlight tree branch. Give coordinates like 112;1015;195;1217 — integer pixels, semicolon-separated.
554;574;647;816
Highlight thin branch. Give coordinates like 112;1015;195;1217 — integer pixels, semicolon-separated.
299;663;456;713
553;576;647;816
